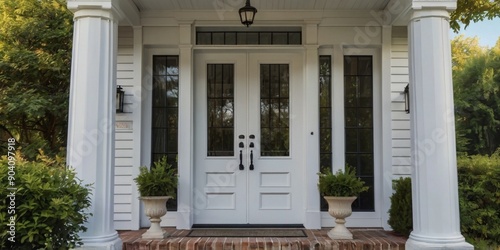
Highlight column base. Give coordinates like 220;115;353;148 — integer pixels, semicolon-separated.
76;232;123;250
406;233;473;250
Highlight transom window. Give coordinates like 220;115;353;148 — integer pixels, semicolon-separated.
196;27;302;45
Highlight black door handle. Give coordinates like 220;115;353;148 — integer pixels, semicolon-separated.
239;150;244;170
249;150;254;171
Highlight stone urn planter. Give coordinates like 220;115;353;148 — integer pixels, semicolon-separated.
140;196;171;239
133;156;178;239
317;167;369;240
324;196;357;239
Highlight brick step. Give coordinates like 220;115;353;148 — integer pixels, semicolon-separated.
120;228;407;250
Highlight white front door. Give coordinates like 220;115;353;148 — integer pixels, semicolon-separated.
193;52;304;225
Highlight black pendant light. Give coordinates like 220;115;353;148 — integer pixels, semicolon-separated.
239;0;257;27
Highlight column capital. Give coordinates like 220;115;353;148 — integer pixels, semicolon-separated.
67;1;121;21
410;0;456;21
411;0;456;11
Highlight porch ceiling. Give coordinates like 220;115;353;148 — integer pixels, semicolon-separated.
131;0;391;12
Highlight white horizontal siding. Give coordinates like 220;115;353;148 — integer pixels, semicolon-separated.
114;26;135;230
391;27;411;178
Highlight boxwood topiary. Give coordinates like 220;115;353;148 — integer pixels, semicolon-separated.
0;153;92;249
388;177;413;237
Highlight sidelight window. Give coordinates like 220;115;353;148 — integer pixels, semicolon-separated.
344;56;375;211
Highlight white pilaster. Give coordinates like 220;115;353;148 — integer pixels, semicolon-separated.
130;26;143;230
406;1;473;249
177;21;194;229
66;2;121;249
331;45;345;172
381;25;393;230
303;20;321;229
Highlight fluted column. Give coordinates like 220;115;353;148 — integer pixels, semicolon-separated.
66;1;121;249
406;1;473;249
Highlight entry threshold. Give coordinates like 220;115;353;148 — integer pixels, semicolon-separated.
192;224;304;229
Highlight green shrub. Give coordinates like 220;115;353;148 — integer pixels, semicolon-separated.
317;167;369;197
457;153;500;247
0;153;92;249
134;156;178;197
387;177;412;237
387;154;500;247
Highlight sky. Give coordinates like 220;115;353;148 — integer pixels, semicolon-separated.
449;17;500;47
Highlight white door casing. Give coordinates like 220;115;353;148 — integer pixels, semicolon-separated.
193;51;304;225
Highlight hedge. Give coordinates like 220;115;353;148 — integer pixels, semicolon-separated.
457;153;500;247
388;153;500;248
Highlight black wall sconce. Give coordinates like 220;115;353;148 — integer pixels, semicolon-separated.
404;84;410;114
116;85;124;113
239;0;257;27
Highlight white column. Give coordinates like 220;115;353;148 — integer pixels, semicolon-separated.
177;21;194;229
66;2;122;249
406;2;472;249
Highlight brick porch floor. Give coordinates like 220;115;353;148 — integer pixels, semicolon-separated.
119;228;407;250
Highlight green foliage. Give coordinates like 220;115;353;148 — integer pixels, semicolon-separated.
388;155;500;248
453;36;500;156
0;153;92;249
0;0;73;159
457;153;500;247
450;0;500;33
387;177;413;237
317;167;369;197
134;156;178;197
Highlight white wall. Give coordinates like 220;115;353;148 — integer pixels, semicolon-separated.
114;26;136;230
390;26;411;178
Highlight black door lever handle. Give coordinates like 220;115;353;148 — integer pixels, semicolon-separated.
239;150;244;170
249;150;254;171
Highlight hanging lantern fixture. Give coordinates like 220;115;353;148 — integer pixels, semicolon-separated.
239;0;257;27
404;84;410;114
116;85;125;113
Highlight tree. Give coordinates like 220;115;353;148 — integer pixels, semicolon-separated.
453;36;500;155
450;0;500;33
0;0;73;159
451;35;484;72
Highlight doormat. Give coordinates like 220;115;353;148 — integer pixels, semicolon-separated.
187;229;307;238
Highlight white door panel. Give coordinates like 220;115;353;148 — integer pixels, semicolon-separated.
194;52;304;225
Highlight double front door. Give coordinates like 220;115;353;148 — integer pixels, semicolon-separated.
193;52;304;225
